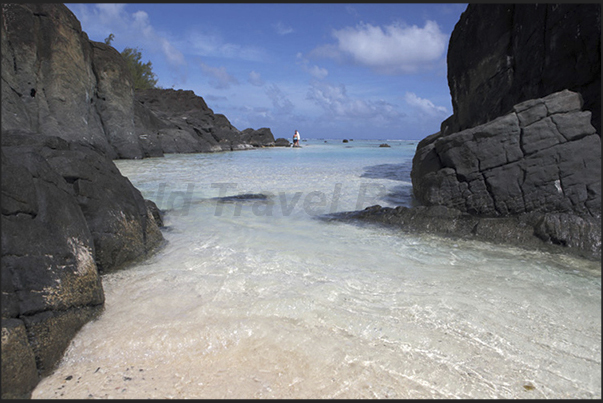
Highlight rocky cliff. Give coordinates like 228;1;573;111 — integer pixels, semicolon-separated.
334;4;601;260
0;3;275;399
134;88;278;155
411;4;601;240
442;3;601;137
1;4;277;160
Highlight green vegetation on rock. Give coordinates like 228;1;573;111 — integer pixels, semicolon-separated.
105;33;158;90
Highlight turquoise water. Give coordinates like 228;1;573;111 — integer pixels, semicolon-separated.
32;140;600;399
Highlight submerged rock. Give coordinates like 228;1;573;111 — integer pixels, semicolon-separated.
325;205;601;261
214;193;271;203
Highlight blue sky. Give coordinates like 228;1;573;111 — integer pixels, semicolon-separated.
66;3;468;140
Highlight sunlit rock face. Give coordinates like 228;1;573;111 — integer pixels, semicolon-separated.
412;90;600;217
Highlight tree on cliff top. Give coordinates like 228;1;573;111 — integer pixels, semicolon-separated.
104;34;158;90
121;47;158;90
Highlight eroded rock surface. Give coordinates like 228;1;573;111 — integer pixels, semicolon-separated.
411;90;600;217
1;130;166;398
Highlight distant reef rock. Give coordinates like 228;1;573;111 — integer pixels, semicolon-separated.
0;3;274;399
332;4;601;260
274;137;292;147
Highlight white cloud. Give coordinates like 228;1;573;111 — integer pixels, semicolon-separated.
313;20;448;75
248;71;265;87
66;3;186;80
199;62;239;90
185;31;266;62
273;22;294;35
307;81;403;122
404;92;448;117
307;65;329;80
159;38;186;67
345;5;359;18
265;84;294;115
296;53;328;80
94;3;128;26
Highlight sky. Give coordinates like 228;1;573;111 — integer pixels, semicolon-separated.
66;2;468;141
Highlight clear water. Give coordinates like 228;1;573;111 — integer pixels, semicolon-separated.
32;139;601;399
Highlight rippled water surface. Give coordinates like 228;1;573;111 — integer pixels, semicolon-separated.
32;140;601;399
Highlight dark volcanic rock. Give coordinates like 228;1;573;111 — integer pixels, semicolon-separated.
1;130;165;398
351;4;601;261
1;135;103;398
1;319;39;399
90;41;142;159
406;90;601;259
240;127;277;147
2;130;165;273
327;205;601;261
411;90;600;218
135;88;255;153
444;4;601;135
275;137;291;147
0;3;141;159
214;193;271;203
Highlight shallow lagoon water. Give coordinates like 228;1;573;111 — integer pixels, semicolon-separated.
32;140;601;399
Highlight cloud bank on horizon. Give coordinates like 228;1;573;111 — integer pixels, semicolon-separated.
67;3;467;140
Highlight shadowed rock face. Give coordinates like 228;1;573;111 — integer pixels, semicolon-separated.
1;130;165;398
1;5;160;395
406;4;601;258
444;4;601;136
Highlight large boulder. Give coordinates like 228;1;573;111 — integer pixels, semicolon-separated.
407;4;601;258
275;137;291;147
1;130;165;398
240;127;277;147
1;136;103;398
411;90;600;217
444;4;600;135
